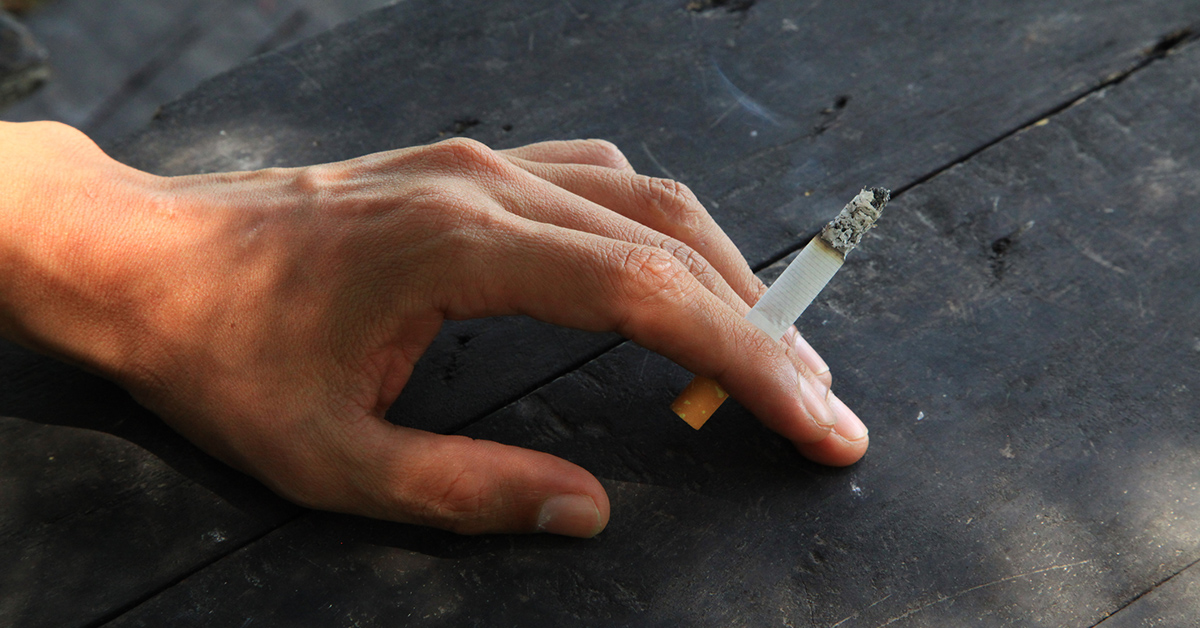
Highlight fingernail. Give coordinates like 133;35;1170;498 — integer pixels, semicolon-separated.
793;332;830;377
799;375;837;428
537;495;603;538
828;391;869;441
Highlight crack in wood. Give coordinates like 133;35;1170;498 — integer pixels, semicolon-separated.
685;0;756;14
1085;556;1200;628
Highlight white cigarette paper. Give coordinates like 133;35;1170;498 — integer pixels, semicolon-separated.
746;187;890;340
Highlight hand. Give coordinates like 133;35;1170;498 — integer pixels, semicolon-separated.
0;123;868;537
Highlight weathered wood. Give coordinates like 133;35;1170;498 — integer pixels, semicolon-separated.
0;9;47;109
0;340;299;628
102;33;1200;625
2;1;1199;626
2;0;393;144
0;415;297;628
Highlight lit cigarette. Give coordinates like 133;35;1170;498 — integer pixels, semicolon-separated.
671;187;891;429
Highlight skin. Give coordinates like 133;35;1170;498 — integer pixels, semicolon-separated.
0;121;868;538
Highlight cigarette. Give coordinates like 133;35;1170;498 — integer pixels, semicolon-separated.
671;187;890;430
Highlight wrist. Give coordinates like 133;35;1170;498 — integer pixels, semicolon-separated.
0;121;173;377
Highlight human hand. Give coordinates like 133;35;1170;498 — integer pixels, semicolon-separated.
0;123;867;537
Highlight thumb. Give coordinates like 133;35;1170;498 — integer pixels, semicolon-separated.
282;417;610;538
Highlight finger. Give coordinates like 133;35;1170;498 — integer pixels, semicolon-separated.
499;139;636;173
276;417;610;537
794;391;869;466
504;159;765;307
441;219;837;444
478;168;750;314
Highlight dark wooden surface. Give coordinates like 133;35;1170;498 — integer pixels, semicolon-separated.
1;0;393;145
2;1;1199;626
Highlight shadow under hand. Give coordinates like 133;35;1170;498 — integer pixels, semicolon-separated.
0;338;294;520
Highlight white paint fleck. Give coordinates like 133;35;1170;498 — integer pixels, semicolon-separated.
750;130;758;137
781;18;799;31
850;481;863;497
1000;444;1016;459
916;411;925;421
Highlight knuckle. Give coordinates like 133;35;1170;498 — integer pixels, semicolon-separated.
427;136;508;176
616;245;692;305
422;467;491;529
289;164;338;199
35;120;87;142
582;138;632;170
31;120;109;163
658;238;720;287
399;441;503;534
636;176;707;233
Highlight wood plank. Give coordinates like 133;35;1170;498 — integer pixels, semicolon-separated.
2;0;394;144
0;414;296;628
101;34;1200;625
2;0;208;127
0;334;298;628
88;0;398;144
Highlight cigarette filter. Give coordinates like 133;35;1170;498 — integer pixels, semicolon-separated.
671;187;890;430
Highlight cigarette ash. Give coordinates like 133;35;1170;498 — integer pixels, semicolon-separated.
819;187;890;255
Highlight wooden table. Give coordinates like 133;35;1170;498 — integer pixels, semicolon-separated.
3;1;1198;626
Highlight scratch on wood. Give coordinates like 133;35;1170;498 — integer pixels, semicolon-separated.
873;559;1093;627
1061;231;1129;275
273;50;322;92
709;101;741;129
559;0;587;19
1076;243;1129;275
830;593;892;627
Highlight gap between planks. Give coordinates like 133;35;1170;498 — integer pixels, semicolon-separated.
1084;555;1200;628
